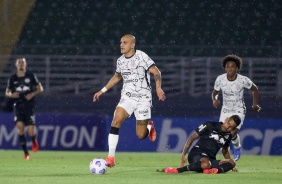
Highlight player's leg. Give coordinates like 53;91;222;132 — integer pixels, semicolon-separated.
135;100;156;141
27;125;38;152
16;120;29;160
165;149;212;173
26;112;38;152
231;128;241;161
106;97;132;167
231;113;245;161
136;119;149;139
210;159;236;173
166;158;211;173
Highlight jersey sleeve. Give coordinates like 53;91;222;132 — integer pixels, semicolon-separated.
213;76;221;91
6;77;13;90
116;59;121;73
32;73;40;85
243;76;253;89
141;51;155;70
195;121;210;136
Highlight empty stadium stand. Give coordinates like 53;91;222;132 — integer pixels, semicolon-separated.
1;1;281;117
13;0;282;56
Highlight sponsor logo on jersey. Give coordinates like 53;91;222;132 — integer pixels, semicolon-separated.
25;78;30;83
138;110;148;114
125;92;144;98
223;91;235;96
209;133;226;145
16;85;30;92
124;79;138;83
122;72;131;75
198;124;206;132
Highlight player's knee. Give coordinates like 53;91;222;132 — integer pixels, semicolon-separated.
136;132;147;139
219;159;236;167
111;120;122;128
17;128;25;135
200;158;211;169
218;160;236;173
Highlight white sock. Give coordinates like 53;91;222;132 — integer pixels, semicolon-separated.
108;134;119;157
232;134;241;149
147;124;152;132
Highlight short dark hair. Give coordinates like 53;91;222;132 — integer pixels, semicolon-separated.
230;115;241;126
222;55;242;71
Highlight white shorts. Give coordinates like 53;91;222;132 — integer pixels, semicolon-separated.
219;108;245;130
117;95;152;120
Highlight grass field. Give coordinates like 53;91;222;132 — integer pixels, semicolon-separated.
0;150;282;184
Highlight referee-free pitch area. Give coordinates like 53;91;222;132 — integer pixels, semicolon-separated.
0;150;281;184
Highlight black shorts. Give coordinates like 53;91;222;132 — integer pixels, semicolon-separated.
14;104;36;126
188;146;216;164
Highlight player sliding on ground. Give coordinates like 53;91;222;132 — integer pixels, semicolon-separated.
164;115;241;174
93;34;166;167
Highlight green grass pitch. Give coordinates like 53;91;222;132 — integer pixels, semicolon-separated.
0;150;281;184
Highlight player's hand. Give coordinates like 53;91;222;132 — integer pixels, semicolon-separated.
213;99;220;108
156;88;166;101
25;93;35;100
232;166;239;172
9;92;20;98
252;104;261;112
93;91;104;102
178;154;187;168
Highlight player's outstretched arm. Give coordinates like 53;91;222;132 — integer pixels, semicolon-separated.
222;145;231;159
149;66;166;101
179;131;199;167
251;83;261;112
5;88;20;98
211;90;220;108
93;72;122;102
250;84;261;112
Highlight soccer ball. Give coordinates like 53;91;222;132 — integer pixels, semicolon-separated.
89;158;107;175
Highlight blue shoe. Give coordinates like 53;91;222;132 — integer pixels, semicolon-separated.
233;147;241;161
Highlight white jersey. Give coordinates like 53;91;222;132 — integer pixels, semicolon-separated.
116;50;155;100
214;73;253;112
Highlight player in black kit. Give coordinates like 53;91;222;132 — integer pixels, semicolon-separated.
5;57;43;160
164;115;241;174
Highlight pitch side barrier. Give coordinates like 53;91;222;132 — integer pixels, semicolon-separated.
0;113;281;155
110;116;282;155
0;112;107;151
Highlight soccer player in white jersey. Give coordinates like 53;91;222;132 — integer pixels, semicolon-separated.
211;55;261;161
93;34;166;167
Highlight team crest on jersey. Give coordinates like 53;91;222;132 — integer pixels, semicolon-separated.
209;133;226;145
25;78;30;83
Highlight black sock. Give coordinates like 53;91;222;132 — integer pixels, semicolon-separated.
177;165;189;173
187;161;203;172
109;126;119;135
19;135;28;154
145;129;149;138
177;161;202;173
31;134;36;142
218;162;234;173
232;134;238;141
